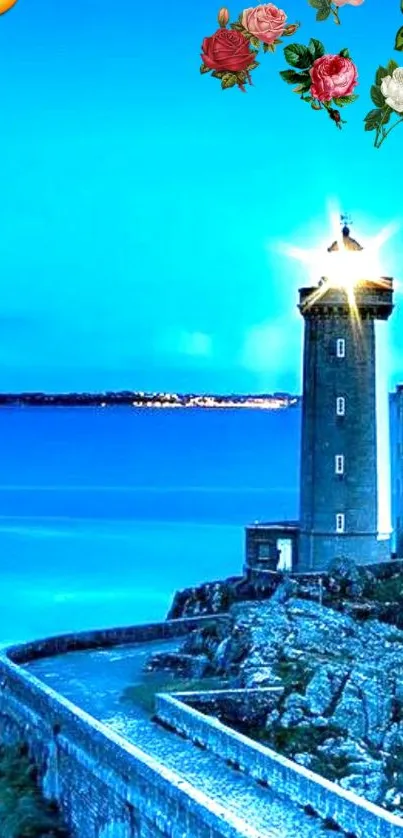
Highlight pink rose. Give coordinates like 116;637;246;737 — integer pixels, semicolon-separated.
310;54;358;103
333;0;364;5
241;3;286;45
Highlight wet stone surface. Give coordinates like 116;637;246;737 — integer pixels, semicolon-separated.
27;639;335;837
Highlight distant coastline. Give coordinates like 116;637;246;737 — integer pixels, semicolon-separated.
0;392;301;409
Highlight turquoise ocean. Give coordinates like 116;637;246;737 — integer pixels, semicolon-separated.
0;407;300;644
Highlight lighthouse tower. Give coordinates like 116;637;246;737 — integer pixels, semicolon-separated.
298;219;394;572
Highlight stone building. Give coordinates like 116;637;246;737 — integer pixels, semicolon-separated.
245;222;395;579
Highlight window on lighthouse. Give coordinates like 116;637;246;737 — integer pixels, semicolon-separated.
335;455;344;474
336;339;345;358
336;513;345;533
336;397;345;416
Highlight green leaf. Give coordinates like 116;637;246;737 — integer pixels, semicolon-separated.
333;94;359;106
379;107;392;125
284;43;314;70
386;59;399;74
364;108;383;130
211;70;225;79
279;68;306;84
247;60;259;70
300;77;313;92
316;7;331;21
365;107;382;120
370;84;385;107
395;25;403;51
375;65;389;86
401;0;403;12
339;48;350;58
249;35;260;48
308;38;325;60
308;0;325;8
235;70;254;85
295;80;314;94
200;64;211;74
221;73;237;89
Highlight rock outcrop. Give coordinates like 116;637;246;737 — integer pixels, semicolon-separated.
150;586;403;815
166;576;261;620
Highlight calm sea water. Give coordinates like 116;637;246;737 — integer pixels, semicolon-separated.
0;407;300;644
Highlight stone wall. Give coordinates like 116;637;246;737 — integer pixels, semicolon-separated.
6;615;227;664
0;616;263;838
176;688;282;725
155;692;403;838
4;614;403;838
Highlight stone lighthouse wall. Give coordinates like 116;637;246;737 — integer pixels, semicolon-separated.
390;386;403;557
298;281;393;572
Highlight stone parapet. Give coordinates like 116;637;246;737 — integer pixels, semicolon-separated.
0;615;257;838
155;692;403;838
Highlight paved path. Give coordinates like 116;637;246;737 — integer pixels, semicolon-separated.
27;640;334;838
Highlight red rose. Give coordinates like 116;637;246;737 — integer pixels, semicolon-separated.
201;28;254;73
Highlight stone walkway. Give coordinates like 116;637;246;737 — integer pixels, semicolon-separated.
28;640;334;837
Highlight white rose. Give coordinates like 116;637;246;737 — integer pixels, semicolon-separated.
381;67;403;113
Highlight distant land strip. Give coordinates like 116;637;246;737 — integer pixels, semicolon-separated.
0;392;301;409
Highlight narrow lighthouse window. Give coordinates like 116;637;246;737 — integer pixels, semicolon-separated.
336;338;345;357
335;455;344;474
336;513;345;533
336;397;345;416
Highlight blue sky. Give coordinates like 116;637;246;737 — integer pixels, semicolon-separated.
0;0;402;393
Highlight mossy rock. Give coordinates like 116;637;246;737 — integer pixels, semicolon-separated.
273;658;314;696
0;744;69;837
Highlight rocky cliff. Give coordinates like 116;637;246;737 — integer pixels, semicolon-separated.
151;577;403;815
167;576;263;619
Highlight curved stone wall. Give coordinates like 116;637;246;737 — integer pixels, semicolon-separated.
3;613;402;838
5;614;229;664
0;615;253;838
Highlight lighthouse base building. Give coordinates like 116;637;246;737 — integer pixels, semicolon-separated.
245;224;395;580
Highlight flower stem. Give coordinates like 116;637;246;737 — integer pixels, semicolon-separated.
374;116;403;148
330;4;341;24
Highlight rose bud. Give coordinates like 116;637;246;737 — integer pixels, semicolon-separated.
217;7;230;27
283;22;300;36
328;108;346;129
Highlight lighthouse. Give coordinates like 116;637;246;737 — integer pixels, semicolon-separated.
298;219;394;571
244;218;395;583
